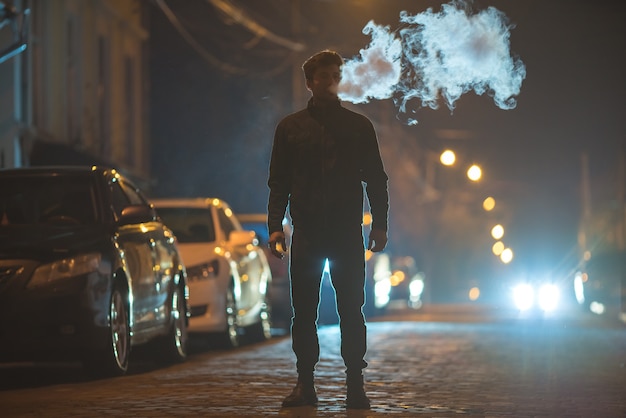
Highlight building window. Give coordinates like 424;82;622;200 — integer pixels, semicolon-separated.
66;15;81;145
97;35;110;158
124;55;135;166
31;0;44;129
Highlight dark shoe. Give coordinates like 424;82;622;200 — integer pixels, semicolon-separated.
346;387;370;409
282;381;318;407
346;374;370;410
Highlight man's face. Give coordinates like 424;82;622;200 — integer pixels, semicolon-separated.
307;64;341;101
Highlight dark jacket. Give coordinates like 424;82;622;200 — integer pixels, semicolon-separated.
267;98;389;236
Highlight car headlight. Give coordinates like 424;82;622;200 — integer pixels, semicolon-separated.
573;272;585;304
537;284;559;312
512;282;560;312
28;253;102;288
409;278;424;299
512;283;534;311
374;279;391;308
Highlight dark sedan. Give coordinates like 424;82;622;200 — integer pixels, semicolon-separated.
0;166;189;376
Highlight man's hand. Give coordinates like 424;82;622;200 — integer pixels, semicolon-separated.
367;228;387;252
268;231;287;259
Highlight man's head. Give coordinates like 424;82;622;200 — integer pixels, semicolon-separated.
303;50;344;102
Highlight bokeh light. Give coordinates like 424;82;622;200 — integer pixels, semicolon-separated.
440;149;456;166
491;224;504;240
500;247;514;263
492;241;505;255
483;196;495;211
467;164;482;181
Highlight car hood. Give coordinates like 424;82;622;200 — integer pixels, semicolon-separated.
175;242;220;267
0;225;108;262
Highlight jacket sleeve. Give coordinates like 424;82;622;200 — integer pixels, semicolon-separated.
361;118;389;232
267;121;291;235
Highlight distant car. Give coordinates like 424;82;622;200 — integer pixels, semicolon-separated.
510;280;561;314
319;250;394;325
237;213;292;332
236;215;395;326
507;265;571;317
574;251;626;318
151;198;272;347
388;255;425;310
0;166;189;377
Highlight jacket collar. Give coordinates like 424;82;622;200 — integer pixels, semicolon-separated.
308;97;341;111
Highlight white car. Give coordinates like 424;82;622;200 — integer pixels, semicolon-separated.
151;198;272;347
237;213;292;332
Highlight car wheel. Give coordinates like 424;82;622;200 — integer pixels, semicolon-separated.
158;285;188;363
83;284;130;377
247;297;272;342
212;285;241;348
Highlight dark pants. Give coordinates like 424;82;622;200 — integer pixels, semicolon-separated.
289;226;368;376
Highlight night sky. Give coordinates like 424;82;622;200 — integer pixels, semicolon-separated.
148;0;626;286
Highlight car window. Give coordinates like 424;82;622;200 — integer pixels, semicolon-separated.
119;180;146;205
156;207;216;243
217;207;237;240
109;181;130;218
109;178;148;218
0;175;98;225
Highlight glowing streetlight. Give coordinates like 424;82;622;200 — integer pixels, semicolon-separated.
500;247;514;263
440;149;456;166
492;241;505;256
491;224;504;240
467;164;482;181
482;196;495;211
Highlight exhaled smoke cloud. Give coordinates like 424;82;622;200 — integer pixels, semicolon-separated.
338;1;526;124
338;21;403;104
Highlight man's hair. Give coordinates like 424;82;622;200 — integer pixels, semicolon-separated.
302;50;344;81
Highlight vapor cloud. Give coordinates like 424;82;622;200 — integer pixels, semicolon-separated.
337;21;403;104
338;1;526;124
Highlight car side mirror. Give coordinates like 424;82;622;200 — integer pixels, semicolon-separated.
119;205;155;226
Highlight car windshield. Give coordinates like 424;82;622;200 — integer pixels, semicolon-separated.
0;175;98;226
156;207;216;243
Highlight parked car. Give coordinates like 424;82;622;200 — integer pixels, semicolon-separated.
150;198;272;347
237;213;292;332
0;166;189;377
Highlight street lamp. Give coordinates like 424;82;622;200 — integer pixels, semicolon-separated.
500;247;514;263
492;241;505;256
438;149;482;183
491;224;504;240
467;164;482;182
482;196;495;211
440;149;456;166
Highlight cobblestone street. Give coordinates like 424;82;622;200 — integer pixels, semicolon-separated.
1;306;625;417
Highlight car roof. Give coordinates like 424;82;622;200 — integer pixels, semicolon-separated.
0;165;116;177
150;197;231;210
237;213;268;224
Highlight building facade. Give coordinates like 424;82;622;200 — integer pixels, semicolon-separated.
0;0;150;184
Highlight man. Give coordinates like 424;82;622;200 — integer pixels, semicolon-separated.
267;49;389;410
